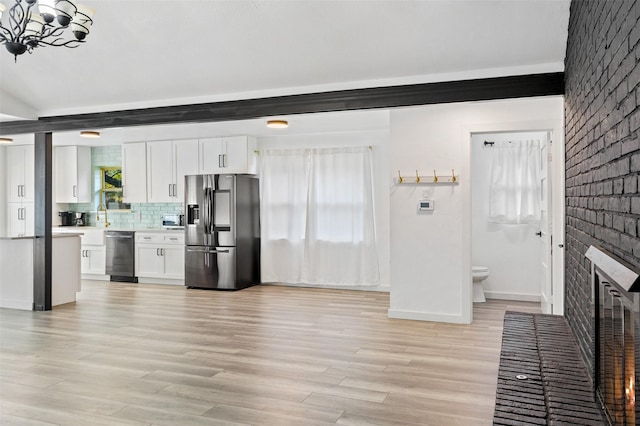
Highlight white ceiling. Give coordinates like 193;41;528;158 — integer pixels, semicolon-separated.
0;0;570;142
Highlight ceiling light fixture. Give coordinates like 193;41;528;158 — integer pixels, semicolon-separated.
80;130;99;138
0;0;95;62
0;137;13;143
267;120;288;129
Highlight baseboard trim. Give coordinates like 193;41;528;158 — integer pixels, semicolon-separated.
485;291;541;302
81;274;110;281
262;282;390;293
0;298;33;310
137;278;184;286
388;309;468;324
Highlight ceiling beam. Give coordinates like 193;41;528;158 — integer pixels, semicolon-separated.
0;72;564;135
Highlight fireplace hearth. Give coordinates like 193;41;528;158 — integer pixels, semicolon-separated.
587;246;640;425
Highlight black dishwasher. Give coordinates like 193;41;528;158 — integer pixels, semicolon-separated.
105;230;138;282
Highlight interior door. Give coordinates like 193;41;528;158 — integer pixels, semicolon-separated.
539;134;553;314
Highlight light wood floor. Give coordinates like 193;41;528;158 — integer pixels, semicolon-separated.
0;281;540;426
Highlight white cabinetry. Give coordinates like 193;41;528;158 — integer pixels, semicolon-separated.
199;136;257;174
79;229;106;278
5;145;34;237
8;202;34;237
122;142;147;203
6;145;34;203
135;232;184;283
54;146;91;203
146;139;198;203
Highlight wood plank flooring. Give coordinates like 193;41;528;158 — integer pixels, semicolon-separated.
0;281;540;425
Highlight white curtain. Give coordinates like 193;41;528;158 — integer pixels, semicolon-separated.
260;146;380;286
488;140;541;224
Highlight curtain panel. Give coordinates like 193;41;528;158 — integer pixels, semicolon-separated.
488;140;541;224
260;146;380;286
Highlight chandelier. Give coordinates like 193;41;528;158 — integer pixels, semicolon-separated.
0;0;94;61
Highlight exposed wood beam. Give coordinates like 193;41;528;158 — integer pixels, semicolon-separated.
0;73;564;135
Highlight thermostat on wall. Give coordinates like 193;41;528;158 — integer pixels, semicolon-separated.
418;199;434;211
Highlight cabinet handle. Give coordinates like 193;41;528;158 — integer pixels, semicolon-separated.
73;185;77;197
17;208;21;220
223;154;227;168
218;154;223;168
122;185;126;198
156;248;160;256
173;184;177;197
169;184;172;197
21;208;25;221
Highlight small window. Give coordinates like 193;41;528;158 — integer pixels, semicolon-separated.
100;167;130;210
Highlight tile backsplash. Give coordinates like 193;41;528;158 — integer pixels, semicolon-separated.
66;145;183;228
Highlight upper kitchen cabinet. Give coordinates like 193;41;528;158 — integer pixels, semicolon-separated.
199;136;257;175
147;139;198;203
122;142;147;203
6;144;34;203
54;146;91;203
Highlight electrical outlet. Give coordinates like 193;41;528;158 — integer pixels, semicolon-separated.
134;211;141;220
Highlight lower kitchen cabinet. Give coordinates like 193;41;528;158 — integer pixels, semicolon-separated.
135;233;184;281
81;246;106;275
79;229;107;278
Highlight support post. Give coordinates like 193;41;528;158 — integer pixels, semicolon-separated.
33;132;52;311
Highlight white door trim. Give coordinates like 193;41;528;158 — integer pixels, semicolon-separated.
461;118;565;323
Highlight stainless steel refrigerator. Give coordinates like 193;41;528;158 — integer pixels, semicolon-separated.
184;174;260;290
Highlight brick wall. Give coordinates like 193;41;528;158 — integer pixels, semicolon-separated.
565;0;640;376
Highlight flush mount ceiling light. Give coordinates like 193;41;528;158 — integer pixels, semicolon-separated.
0;0;95;62
80;130;99;138
267;120;288;129
0;137;13;143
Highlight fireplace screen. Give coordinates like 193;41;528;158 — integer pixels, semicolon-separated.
587;246;640;425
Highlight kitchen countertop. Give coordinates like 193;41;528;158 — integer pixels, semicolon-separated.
1;232;84;240
53;226;183;233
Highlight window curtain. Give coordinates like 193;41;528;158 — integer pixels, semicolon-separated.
488;140;541;224
260;146;380;286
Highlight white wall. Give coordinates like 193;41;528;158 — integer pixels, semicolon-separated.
471;131;544;301
0;146;5;235
388;96;564;324
257;128;391;290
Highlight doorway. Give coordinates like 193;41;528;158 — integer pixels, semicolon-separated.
470;131;551;313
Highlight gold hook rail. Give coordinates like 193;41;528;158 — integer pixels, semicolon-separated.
395;169;460;184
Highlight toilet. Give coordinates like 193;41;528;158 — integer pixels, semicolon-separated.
472;266;490;303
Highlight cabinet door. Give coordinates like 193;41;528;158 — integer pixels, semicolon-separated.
22;203;34;236
223;136;250;173
55;146;79;203
162;246;185;279
22;145;34;202
136;245;161;278
6;147;24;202
146;141;174;203
123;143;147;203
6;145;33;202
82;247;106;275
173;139;199;200
7;202;24;236
199;138;224;174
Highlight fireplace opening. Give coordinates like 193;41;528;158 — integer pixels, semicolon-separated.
587;246;640;425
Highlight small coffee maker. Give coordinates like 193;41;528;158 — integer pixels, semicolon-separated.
74;212;87;226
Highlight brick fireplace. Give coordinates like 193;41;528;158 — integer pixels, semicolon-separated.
588;245;640;424
565;0;640;391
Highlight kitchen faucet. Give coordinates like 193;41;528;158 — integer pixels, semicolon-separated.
97;203;110;228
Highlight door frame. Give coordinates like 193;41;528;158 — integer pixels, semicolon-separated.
461;118;565;323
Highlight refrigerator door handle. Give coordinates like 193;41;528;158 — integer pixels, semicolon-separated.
186;248;230;254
